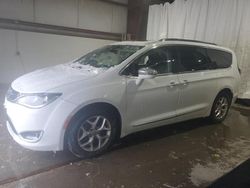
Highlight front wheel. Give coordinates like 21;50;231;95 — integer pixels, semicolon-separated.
209;93;231;123
67;109;118;158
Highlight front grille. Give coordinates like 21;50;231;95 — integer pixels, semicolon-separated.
6;87;21;102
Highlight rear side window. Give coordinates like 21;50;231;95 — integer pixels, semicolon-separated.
177;46;211;72
207;49;232;68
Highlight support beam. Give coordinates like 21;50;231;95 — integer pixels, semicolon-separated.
150;0;175;5
127;0;150;41
99;0;128;7
0;18;122;41
127;0;175;41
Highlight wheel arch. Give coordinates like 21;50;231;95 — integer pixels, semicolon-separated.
63;102;122;150
207;87;234;116
217;88;233;102
208;87;233;122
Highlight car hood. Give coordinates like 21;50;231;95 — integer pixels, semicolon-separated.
11;63;106;93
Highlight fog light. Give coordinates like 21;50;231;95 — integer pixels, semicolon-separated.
20;131;43;142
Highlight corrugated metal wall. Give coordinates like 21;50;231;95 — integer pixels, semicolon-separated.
0;0;128;84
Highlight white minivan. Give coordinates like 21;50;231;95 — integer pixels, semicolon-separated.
4;39;240;158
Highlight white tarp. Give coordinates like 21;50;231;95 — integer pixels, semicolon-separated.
147;0;250;98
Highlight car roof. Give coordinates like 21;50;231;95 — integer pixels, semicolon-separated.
112;38;216;46
158;38;217;45
112;38;233;54
111;41;155;46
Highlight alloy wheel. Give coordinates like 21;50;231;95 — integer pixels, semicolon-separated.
214;96;229;120
77;116;111;152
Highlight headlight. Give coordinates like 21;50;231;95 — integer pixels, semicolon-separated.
16;93;62;108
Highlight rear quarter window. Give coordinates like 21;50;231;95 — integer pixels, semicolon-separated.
207;49;232;69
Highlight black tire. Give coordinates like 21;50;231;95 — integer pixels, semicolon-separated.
209;92;232;123
67;108;118;158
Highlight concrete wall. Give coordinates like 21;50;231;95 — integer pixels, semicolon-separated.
0;0;128;84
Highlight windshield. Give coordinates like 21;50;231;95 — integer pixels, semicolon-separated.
74;45;144;68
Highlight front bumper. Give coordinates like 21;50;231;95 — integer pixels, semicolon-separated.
4;98;77;151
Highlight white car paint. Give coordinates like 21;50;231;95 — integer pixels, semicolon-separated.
4;40;240;151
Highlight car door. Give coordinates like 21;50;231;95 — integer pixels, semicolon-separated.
123;46;180;128
175;46;219;118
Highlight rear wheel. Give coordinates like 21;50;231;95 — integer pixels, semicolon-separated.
67;109;118;158
209;92;231;123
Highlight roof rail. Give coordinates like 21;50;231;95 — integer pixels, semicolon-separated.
158;38;217;46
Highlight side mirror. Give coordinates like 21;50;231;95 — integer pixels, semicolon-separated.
138;67;157;79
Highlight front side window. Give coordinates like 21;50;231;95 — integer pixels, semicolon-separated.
207;49;232;69
123;47;178;76
75;45;143;68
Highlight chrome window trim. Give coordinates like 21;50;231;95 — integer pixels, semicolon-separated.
124;72;174;79
119;44;234;77
176;66;232;75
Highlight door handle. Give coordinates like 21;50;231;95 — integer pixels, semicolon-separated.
182;80;189;85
